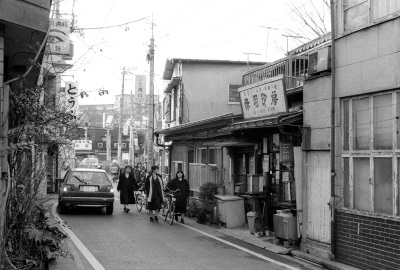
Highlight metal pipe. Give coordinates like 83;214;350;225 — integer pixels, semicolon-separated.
330;0;337;258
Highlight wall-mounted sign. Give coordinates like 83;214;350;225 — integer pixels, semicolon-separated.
280;142;294;163
238;75;287;120
48;19;71;55
73;140;92;151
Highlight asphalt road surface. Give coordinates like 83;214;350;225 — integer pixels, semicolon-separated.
57;183;325;270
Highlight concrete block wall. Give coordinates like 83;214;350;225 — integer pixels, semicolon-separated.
335;211;400;270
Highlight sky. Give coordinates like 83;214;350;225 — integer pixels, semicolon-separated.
58;0;330;105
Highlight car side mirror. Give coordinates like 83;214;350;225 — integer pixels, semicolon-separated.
57;178;64;183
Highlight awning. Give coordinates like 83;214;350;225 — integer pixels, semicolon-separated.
164;76;181;93
223;111;302;131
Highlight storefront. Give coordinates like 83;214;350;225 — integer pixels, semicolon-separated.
223;75;303;234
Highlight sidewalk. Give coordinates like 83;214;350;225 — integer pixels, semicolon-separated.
41;194;93;270
43;193;360;270
183;216;361;270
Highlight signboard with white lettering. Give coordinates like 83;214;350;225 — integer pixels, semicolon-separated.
238;75;287;120
73;140;92;151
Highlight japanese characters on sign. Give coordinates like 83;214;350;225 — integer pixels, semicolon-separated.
238;75;287;119
280;142;294;163
65;82;79;117
73;140;92;151
135;75;146;99
48;19;71;55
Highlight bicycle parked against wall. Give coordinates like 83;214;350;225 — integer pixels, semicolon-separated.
163;187;181;225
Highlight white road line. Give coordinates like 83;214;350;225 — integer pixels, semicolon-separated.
164;216;300;270
52;203;106;270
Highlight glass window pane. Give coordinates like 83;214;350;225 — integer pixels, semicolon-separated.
343;101;350;150
344;2;369;32
209;149;215;164
353;98;370;150
201;149;207;164
374;158;393;215
188;150;195;163
343;158;350;208
354;158;371;211
396;93;400;149
372;0;400;20
373;94;392;149
398;159;400;216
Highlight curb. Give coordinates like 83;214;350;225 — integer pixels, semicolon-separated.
290;250;362;270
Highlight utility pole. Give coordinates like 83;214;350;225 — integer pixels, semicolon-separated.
118;67;127;165
146;16;155;167
243;52;261;70
129;86;135;165
259;26;277;62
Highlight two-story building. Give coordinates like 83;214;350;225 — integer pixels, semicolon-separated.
302;1;400;269
158;58;265;184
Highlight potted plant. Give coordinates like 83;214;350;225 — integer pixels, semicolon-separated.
197;182;218;223
208;165;226;195
187;199;199;218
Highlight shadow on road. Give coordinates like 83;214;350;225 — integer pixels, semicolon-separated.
58;205;109;216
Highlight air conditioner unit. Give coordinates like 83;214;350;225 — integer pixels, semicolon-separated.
308;46;331;75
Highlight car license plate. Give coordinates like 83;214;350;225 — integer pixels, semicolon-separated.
80;186;98;192
172;197;176;202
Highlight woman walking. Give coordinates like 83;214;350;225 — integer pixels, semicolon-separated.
167;170;190;223
117;165;138;213
145;165;164;222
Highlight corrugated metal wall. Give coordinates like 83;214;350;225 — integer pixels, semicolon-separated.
305;151;331;244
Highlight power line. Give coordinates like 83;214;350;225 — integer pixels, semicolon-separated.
72;16;148;30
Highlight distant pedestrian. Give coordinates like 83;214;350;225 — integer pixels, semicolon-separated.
145;165;164;222
117;165;138;213
134;162;142;185
167;170;190;224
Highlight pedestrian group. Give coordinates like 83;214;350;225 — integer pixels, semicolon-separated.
116;162;190;223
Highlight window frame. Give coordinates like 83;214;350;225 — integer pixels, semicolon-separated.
228;84;241;104
338;0;400;37
341;91;399;217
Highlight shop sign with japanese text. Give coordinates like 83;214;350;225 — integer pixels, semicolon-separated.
238;75;287;119
280;142;294;163
48;19;71;55
73;140;92;151
65;82;79;117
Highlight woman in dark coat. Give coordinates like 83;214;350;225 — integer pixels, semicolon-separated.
145;165;164;222
117;165;138;213
167;170;190;223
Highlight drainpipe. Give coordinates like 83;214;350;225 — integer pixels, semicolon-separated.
329;0;337;258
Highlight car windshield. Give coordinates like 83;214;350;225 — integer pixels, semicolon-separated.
81;158;98;165
69;171;109;184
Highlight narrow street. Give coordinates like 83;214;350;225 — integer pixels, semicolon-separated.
55;183;324;270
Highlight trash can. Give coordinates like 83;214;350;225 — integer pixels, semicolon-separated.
247;211;258;234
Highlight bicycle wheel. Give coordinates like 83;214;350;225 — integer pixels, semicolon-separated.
163;201;170;221
169;202;175;225
161;199;168;217
135;194;143;212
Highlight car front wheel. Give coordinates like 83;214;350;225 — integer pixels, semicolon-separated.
59;202;67;214
106;203;113;215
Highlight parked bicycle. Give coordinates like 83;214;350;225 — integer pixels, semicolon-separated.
163;187;181;225
135;184;148;213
